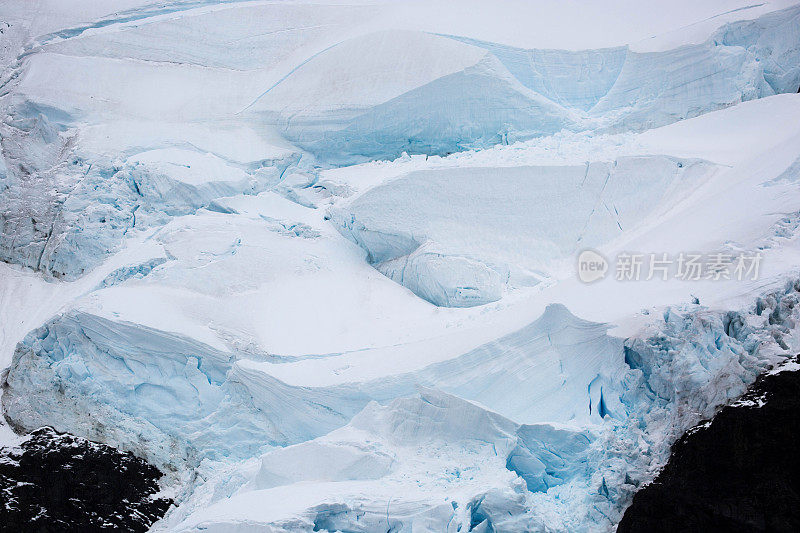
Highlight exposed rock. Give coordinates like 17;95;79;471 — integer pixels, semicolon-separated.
618;356;800;532
0;427;172;532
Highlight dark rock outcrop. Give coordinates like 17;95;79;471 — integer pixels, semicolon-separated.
0;427;172;532
618;356;800;532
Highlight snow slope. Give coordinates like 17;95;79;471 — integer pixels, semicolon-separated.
331;156;716;306
246;5;800;163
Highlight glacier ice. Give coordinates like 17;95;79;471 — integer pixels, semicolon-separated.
332;155;716;307
364;303;629;426
443;36;630;112
376;246;505;308
37;2;383;72
163;387;595;532
248;30;580;166
0;104;299;280
97;257;168;289
0;303;622;471
245;5;800;164
5;282;800;531
2;3;800;532
1;312;368;471
711;5;800;95
1;5;798;281
164;281;799;532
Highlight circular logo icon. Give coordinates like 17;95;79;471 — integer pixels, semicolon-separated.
577;249;608;283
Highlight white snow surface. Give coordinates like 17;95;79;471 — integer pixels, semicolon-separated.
1;2;800;532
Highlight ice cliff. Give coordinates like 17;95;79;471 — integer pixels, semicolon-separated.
1;5;798;283
4;281;799;530
142;280;800;532
331;156;716;306
0;106;299;280
248;6;800;164
2;2;800;532
2;312;367;471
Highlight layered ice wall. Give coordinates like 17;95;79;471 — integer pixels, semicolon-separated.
166;388;596;532
0;104;298;280
5;282;800;531
249;5;800;164
712;5;800;95
371;304;630;425
441;37;630;112
248;30;580;165
0;303;623;471
1;5;797;281
154;282;800;532
332;156;716;307
1;312;368;471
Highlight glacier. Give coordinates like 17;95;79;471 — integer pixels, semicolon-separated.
0;104;300;280
331;156;717;307
247;5;800;164
0;303;626;471
2;1;800;532
1;4;799;282
4;283;799;530
2;4;798;283
161;280;797;532
2;311;371;471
